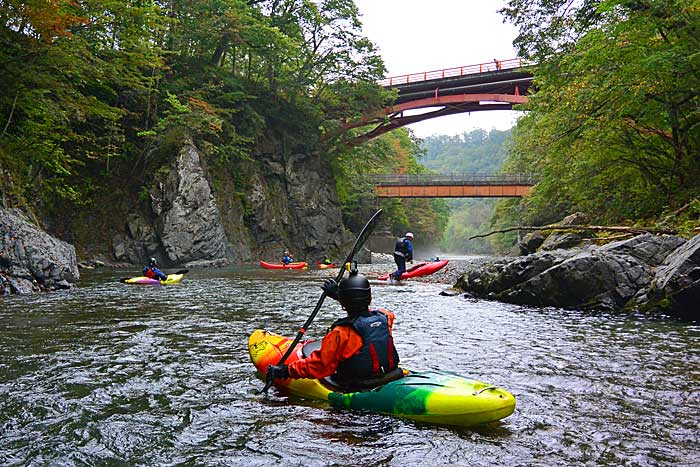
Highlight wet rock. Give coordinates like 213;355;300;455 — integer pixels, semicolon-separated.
600;233;686;267
501;250;651;311
518;231;546;255
0;208;79;294
155;140;228;264
439;288;461;297
453;233;699;319
636;234;700;320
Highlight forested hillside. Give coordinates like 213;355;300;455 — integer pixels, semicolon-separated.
496;0;700;237
0;1;447;260
419;129;512;254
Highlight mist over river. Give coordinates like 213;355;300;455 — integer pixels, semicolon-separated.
1;262;698;466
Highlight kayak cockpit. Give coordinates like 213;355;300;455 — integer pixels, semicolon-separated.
301;339;404;393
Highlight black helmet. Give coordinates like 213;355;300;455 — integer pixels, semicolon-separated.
338;270;371;314
149;257;158;267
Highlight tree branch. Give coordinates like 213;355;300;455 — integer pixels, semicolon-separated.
469;224;677;240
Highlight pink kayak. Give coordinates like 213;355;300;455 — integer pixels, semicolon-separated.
259;260;308;270
377;259;449;281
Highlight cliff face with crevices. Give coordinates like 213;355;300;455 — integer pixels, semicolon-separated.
0;208;79;294
110;133;349;267
1;129;350;293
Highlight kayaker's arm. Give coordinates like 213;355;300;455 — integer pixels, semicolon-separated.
287;327;362;380
153;267;168;280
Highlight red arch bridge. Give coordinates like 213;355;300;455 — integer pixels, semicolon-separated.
342;58;533;145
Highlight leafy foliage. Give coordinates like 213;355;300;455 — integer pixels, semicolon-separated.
0;0;388;224
498;0;700;232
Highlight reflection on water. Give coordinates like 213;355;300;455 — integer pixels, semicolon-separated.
1;265;699;466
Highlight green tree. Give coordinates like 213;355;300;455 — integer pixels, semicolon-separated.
499;0;700;227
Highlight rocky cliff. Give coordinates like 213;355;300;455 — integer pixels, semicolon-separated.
111;134;348;267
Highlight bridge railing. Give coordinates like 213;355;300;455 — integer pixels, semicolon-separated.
378;58;528;87
371;173;538;186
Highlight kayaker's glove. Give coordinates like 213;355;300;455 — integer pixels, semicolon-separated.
266;364;290;382
321;278;339;301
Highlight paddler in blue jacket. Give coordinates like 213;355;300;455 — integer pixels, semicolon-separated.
143;257;167;281
390;232;414;281
282;251;293;265
266;267;402;391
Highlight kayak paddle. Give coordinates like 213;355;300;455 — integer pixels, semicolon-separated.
261;209;383;393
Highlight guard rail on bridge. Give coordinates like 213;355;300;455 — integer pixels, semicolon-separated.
378;58;528;87
372;173;537;198
372;173;537;186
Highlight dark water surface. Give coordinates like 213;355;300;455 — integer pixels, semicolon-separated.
1;264;698;466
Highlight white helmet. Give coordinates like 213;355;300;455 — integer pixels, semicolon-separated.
405;232;414;239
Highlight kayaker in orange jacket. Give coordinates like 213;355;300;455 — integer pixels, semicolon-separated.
266;268;401;390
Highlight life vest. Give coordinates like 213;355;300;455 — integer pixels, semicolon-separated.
394;237;410;257
144;267;156;279
331;309;400;387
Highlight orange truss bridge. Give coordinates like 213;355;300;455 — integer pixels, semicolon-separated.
343;58;533;145
372;173;537;198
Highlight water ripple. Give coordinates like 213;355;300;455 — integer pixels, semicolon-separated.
0;266;698;466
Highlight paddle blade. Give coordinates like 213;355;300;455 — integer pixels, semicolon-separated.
173;269;189;275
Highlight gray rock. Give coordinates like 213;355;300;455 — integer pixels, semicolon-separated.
455;249;582;296
502;250;651;311
0;208;79;294
641;234;700;320
600;233;686;267
539;232;584;251
518;231;546;255
154;140;228;264
112;133;349;266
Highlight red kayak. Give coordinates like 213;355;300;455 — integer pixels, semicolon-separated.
377;259;449;281
259;260;308;270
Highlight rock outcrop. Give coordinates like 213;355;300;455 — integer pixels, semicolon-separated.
112;140;228;266
455;233;699;320
112;134;348;266
1;208;79;294
153;141;229;264
634;235;700;320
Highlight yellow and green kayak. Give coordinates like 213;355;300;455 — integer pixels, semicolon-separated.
249;329;516;427
121;270;187;285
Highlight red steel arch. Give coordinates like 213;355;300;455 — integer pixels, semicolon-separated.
331;58;533;146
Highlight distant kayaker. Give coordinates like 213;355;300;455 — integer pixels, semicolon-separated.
390;232;414;281
143;257;167;281
282;251;294;265
266;267;402;390
321;256;332;265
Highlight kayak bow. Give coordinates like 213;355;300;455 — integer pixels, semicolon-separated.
377;259;449;281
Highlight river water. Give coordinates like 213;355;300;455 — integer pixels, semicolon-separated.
0;263;698;466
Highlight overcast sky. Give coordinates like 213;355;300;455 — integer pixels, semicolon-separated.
353;0;522;138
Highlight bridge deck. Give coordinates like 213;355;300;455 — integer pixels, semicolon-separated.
372;173;536;198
